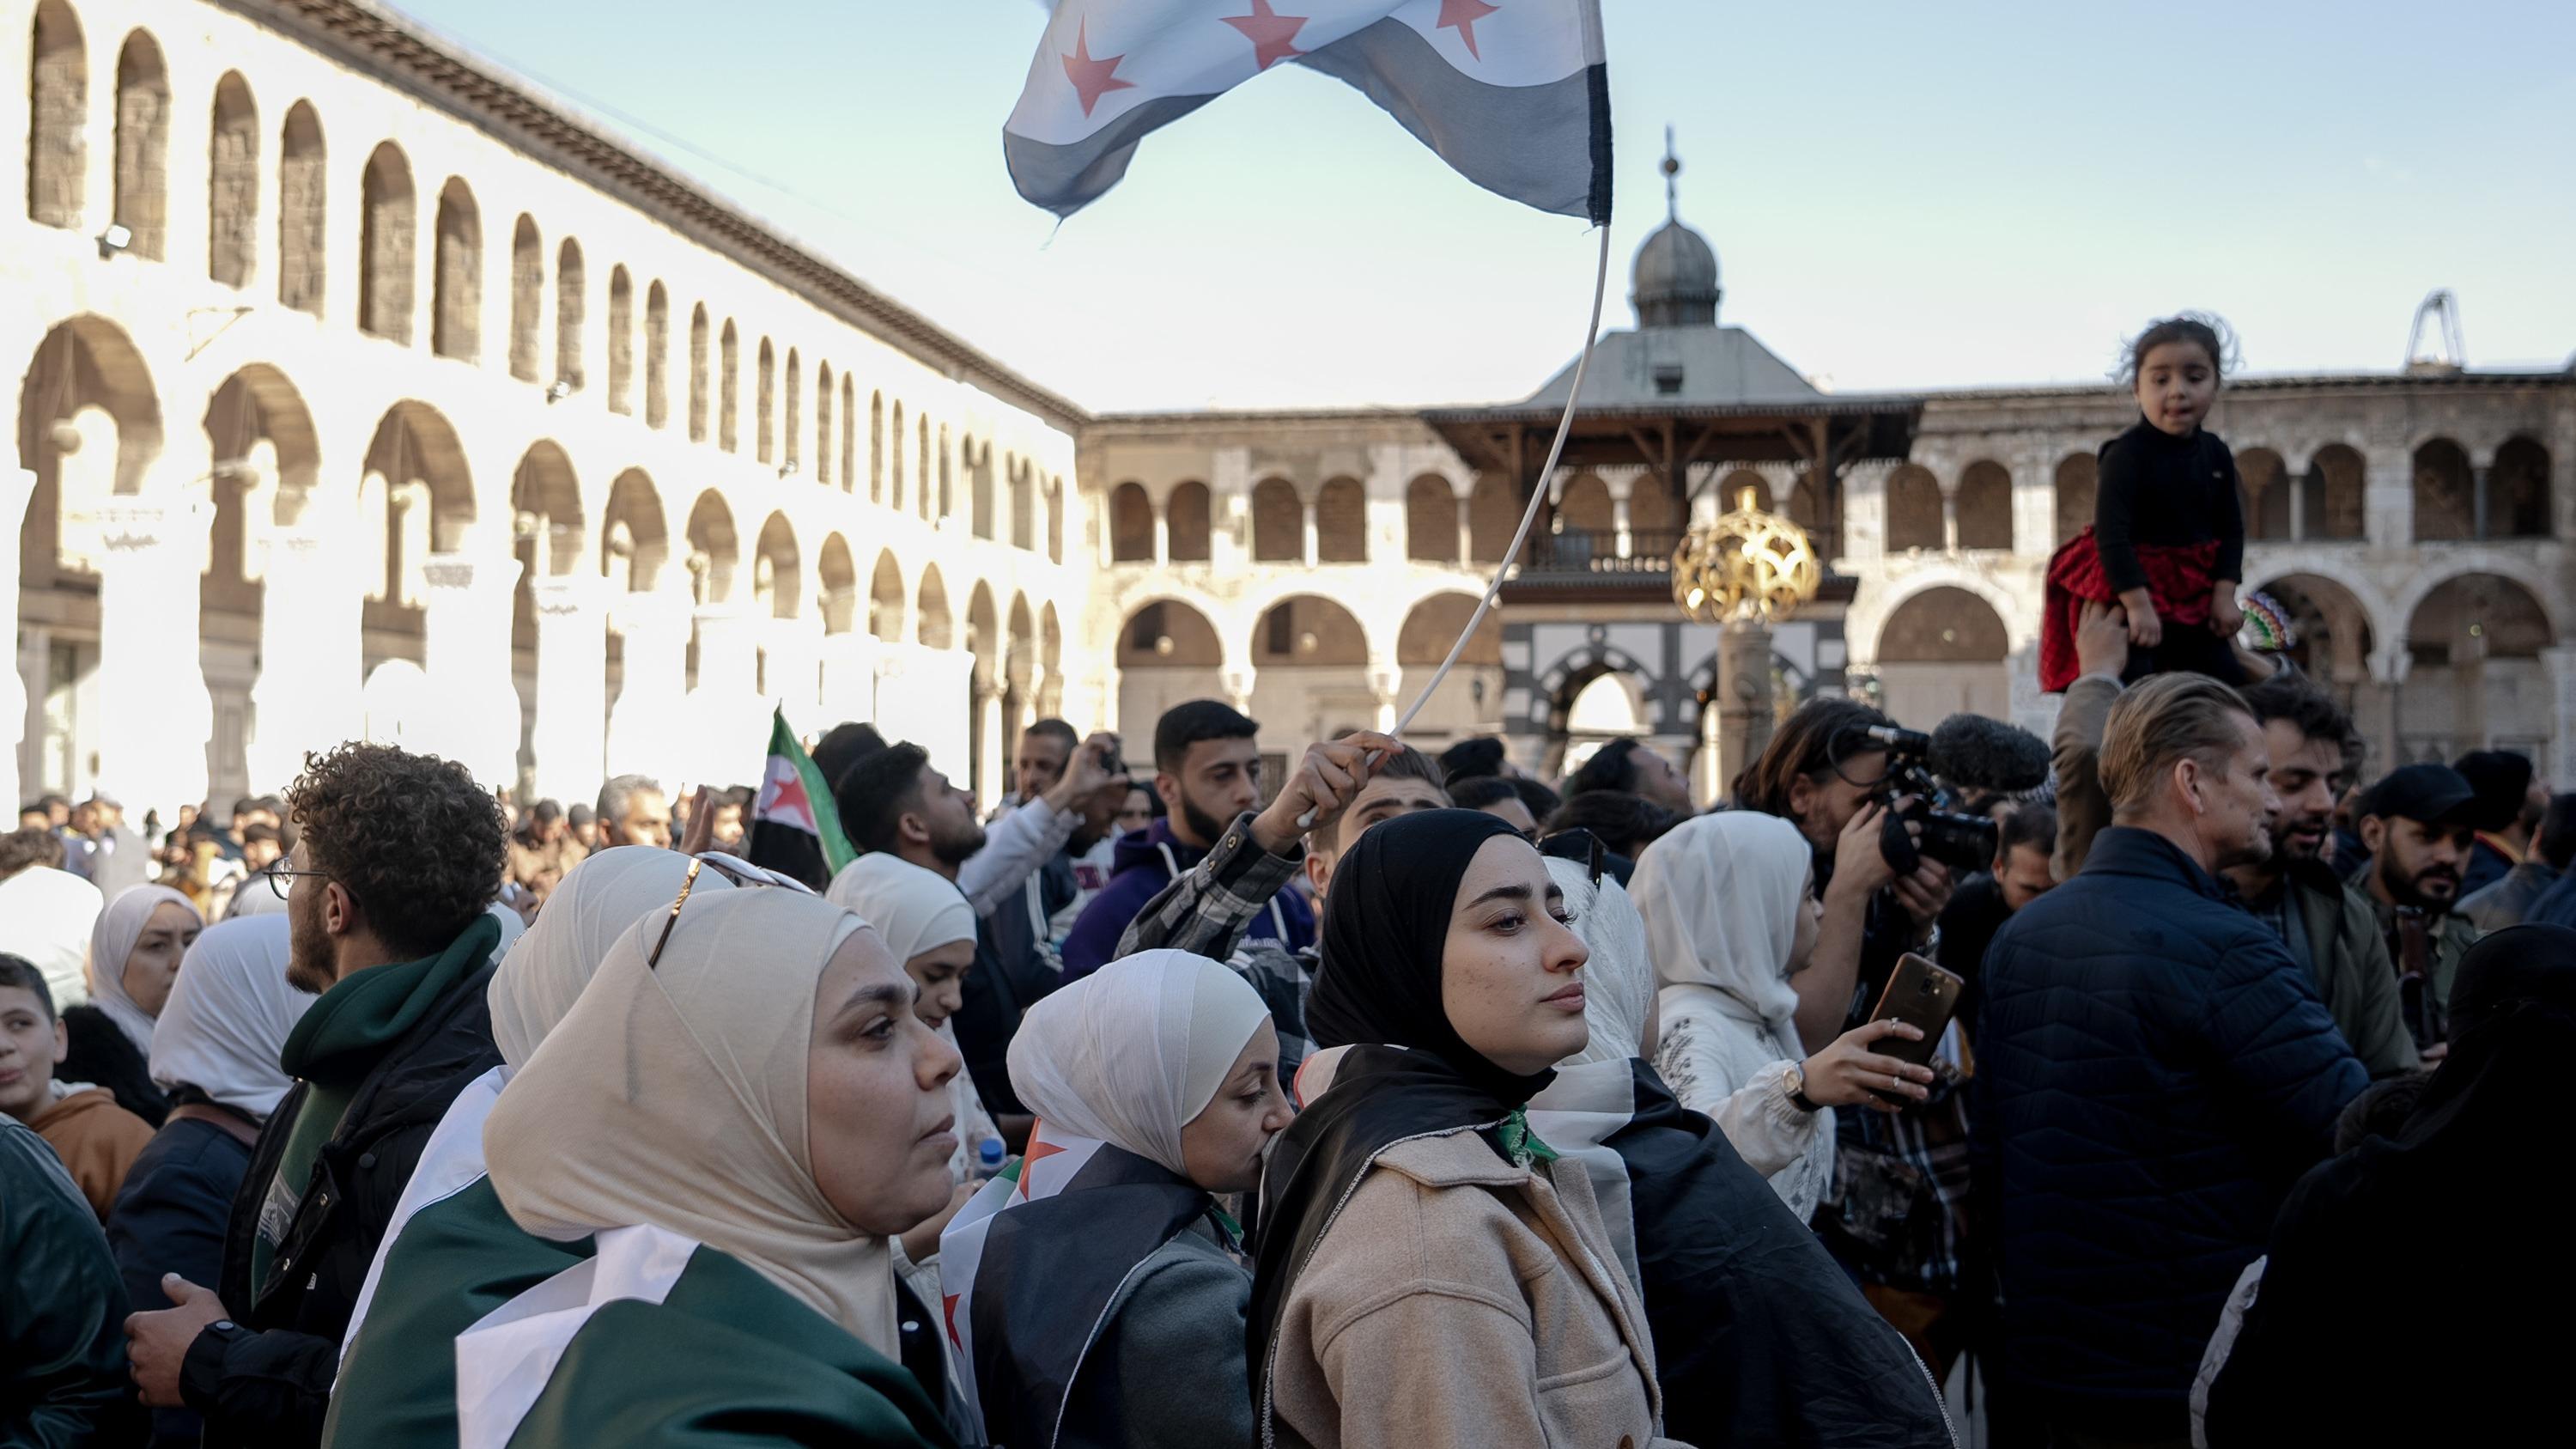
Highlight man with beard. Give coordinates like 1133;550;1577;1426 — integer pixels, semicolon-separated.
2219;679;2418;1076
121;743;507;1448
1059;700;1314;979
2355;763;2483;1057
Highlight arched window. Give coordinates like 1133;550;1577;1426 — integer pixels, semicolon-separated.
814;363;834;486
2412;439;2474;541
1047;479;1064;563
606;265;632;414
869;392;884;501
973;441;996;539
277;102;325;315
2052;454;2096;547
1252;478;1303;561
554;240;585;392
1316;478;1367;562
431;179;481;361
839;375;856;492
937;423;952;521
756;338;775;463
1110;484;1154;563
1168;482;1213;562
1406;475;1458;562
1468;475;1520;563
643;282;669;427
719;321;740;453
27;3;87;229
2303;445;2366;541
207;74;258;288
783;349;802;473
2492;437;2552;539
358;143;416;343
1884;466;1943;551
687;305;708;441
113;33;170;259
507;216;543;381
1011;460;1035;551
1956;460;2014;550
890;401;906;508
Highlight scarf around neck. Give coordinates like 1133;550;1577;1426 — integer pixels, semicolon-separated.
281;913;501;1088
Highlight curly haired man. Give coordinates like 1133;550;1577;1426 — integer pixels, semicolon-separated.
125;743;507;1449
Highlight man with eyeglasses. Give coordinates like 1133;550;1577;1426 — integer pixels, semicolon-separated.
123;743;509;1449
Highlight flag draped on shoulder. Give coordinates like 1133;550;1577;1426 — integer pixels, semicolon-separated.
747;709;856;890
1006;0;1611;223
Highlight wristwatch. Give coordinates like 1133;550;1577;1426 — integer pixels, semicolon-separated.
1785;1064;1823;1114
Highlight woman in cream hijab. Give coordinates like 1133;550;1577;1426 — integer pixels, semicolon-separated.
461;888;960;1449
61;886;204;1123
939;949;1285;1449
1631;811;1934;1220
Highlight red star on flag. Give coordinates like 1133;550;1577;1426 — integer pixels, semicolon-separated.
1018;1132;1070;1199
759;767;808;823
1437;0;1501;61
1223;1;1309;71
1061;19;1138;118
943;1291;963;1349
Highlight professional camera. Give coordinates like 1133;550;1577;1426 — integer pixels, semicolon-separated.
1862;723;2002;875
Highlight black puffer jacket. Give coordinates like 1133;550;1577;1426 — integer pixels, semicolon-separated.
3;1117;146;1447
179;956;501;1449
1971;828;2366;1435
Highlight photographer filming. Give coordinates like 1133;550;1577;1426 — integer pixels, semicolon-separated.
1732;698;1978;1383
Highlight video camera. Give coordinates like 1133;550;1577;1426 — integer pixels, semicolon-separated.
1856;713;2050;876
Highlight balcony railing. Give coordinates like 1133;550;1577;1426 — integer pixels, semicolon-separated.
1512;528;1684;585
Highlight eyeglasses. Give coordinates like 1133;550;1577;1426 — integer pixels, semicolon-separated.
266;855;331;899
644;850;815;969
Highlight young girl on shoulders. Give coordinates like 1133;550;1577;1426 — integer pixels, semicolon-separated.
2041;314;2248;691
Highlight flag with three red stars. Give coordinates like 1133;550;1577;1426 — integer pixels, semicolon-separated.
1006;0;1611;223
744;708;856;891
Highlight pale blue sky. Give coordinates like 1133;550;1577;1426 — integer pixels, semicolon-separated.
391;0;2576;411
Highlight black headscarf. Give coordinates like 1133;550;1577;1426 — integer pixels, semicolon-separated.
1249;809;1556;1422
2204;923;2576;1444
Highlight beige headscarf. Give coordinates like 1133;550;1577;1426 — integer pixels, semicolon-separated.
482;888;898;1354
825;854;975;964
488;847;722;1068
85;885;203;1053
1631;811;1813;1040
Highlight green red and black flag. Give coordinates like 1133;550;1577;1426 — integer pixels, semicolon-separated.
747;709;856;890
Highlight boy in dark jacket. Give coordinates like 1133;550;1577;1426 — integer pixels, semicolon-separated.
1976;674;2366;1445
121;744;509;1449
4;1116;144;1447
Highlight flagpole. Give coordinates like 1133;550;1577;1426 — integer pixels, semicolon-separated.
1298;223;1615;828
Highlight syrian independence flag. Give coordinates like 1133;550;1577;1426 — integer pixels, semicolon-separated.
1006;1;1611;223
939;1124;1218;1448
746;709;857;891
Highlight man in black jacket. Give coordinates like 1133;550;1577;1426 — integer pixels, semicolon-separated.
122;742;507;1448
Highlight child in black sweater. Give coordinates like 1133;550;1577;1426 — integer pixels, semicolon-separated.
2041;315;2246;690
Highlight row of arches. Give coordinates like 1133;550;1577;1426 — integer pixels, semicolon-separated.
23;3;1066;560
1887;438;2551;556
1109;470;1707;568
1113;591;1501;672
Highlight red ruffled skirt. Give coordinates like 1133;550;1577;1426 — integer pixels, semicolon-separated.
2039;528;2221;693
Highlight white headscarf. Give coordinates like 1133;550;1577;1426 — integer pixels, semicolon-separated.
1549;857;1656;1066
1631;812;1813;1039
1006;950;1271;1178
149;915;315;1118
825;854;975;963
84;885;204;1053
482;900;527;967
488;848;720;1068
483;889;900;1354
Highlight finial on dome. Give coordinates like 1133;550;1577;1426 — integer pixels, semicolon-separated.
1630;125;1720;329
1662;125;1681;224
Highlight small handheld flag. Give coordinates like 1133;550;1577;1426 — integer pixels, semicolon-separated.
1005;1;1611;223
746;709;858;891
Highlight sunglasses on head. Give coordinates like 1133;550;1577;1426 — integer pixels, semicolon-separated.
646;851;817;969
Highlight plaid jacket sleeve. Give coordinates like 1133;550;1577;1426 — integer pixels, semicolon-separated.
1113;812;1305;961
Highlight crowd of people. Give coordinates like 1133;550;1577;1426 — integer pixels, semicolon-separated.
3;650;2549;1447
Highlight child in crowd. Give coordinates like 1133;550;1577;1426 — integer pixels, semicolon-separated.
2042;314;2248;691
0;955;153;1219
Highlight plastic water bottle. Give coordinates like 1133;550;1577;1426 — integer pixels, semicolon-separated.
971;1134;1008;1181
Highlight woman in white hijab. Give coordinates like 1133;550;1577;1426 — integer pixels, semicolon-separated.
459;889;960;1448
106;916;313;1449
1631;811;1934;1219
330;848;732;1443
939;949;1285;1449
59;886;204;1124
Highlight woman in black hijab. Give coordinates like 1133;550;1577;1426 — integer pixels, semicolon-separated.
1249;810;1686;1448
2202;923;2573;1445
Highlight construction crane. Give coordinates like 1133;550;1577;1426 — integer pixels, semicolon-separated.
2404;289;2466;375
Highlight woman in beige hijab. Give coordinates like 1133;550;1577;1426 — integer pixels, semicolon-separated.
455;888;963;1448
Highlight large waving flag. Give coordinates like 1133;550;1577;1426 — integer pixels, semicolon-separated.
1006;1;1610;222
745;709;857;890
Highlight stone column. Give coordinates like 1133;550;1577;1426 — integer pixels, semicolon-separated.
96;499;217;825
970;677;1003;808
246;519;365;791
763;615;824;726
2546;647;2576;788
1712;619;1776;795
529;575;608;806
606;588;691;783
818;631;878;726
1368;662;1403;734
419;551;525;788
1222;666;1257;718
1301;502;1319;568
1612;493;1633;561
690;604;761;787
0;472;35;813
1455;494;1474;566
